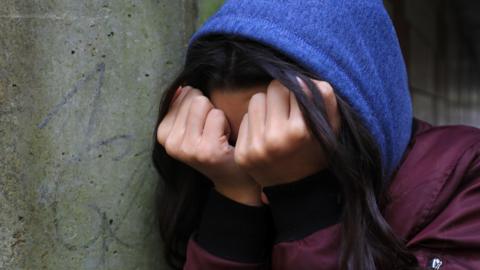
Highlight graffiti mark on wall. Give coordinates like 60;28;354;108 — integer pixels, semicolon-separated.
36;62;156;268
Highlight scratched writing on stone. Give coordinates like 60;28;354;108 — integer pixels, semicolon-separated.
37;62;155;268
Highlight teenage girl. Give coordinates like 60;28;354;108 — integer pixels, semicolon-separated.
152;1;480;269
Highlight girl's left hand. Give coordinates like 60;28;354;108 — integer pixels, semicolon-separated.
234;78;341;187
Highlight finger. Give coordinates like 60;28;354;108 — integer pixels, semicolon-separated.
288;89;304;121
266;80;290;130
234;113;249;158
298;77;335;120
171;86;201;122
169;87;203;140
184;96;214;142
312;80;340;134
164;86;189;123
296;76;313;99
203;108;231;143
288;88;310;140
295;78;340;135
157;86;187;145
248;93;266;142
169;86;183;106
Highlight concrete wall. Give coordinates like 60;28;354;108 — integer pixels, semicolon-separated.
0;0;197;269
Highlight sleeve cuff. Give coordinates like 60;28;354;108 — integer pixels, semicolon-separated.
194;188;272;263
262;168;343;243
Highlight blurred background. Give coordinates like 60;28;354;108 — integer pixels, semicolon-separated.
0;0;478;269
384;0;480;127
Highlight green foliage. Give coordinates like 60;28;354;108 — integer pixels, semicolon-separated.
197;0;225;28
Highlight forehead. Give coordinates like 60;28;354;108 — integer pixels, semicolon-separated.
209;85;268;108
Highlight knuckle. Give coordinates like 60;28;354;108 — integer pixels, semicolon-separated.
235;153;250;168
195;150;214;164
267;79;290;96
179;142;195;161
189;96;213;116
289;123;310;141
208;108;224;119
267;79;282;91
182;85;196;92
234;148;250;167
323;89;335;103
250;141;268;160
195;143;218;165
264;131;287;153
157;134;166;146
156;126;167;145
184;86;204;99
250;92;266;103
318;81;334;96
191;88;204;97
192;95;211;106
164;137;179;157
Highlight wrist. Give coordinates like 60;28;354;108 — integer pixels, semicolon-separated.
262;168;343;243
214;185;263;206
195;188;271;263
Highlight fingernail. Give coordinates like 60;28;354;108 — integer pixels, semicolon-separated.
295;76;304;87
296;76;312;98
296;76;309;92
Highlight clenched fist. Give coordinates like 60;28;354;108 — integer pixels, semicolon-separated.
234;78;341;187
156;86;262;206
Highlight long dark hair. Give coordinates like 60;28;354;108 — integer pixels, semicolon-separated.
151;34;420;270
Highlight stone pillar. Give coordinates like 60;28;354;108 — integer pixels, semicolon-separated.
0;0;196;269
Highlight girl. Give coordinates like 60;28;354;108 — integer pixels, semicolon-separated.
152;1;480;269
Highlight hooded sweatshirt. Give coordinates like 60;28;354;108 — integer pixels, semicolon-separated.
180;1;480;270
188;0;413;180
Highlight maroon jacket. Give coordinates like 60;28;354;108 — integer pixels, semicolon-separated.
182;118;480;270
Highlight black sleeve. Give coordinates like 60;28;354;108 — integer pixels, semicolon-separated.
194;187;272;263
262;168;343;243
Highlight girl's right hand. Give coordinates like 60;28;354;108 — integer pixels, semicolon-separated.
156;86;262;206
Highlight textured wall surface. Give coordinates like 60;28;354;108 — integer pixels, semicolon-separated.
0;0;196;269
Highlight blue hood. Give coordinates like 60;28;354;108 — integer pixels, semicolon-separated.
188;0;413;178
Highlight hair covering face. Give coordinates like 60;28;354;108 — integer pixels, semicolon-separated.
188;0;413;179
